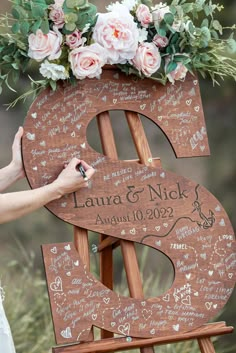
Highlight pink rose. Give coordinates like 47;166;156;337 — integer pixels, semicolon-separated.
66;30;86;49
132;42;161;77
68;43;107;79
136;4;152;28
28;28;62;62
153;34;169;48
49;5;65;29
165;56;188;83
92;4;139;65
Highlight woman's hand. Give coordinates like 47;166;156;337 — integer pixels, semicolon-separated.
10;126;25;180
53;158;95;196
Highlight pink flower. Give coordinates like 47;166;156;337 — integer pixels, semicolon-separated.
66;30;86;49
28;28;62;61
132;42;161;77
68;43;107;80
153;34;169;48
165;56;188;83
49;5;65;29
92;4;139;64
136;4;153;28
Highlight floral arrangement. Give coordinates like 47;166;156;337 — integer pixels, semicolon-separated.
0;0;235;106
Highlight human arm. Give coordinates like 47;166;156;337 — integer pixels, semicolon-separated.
0;126;25;192
0;158;95;224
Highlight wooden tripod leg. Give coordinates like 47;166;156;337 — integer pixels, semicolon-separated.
73;226;94;341
198;338;216;353
125;110;159;353
97;111;155;353
97;112;117;339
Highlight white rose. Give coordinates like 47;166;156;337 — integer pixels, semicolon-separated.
152;3;171;25
92;4;139;64
28;28;62;62
39;61;69;80
132;42;161;77
68;43;107;80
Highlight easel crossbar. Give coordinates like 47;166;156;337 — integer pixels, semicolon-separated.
52;322;233;353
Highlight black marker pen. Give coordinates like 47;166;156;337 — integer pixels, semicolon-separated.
77;163;88;181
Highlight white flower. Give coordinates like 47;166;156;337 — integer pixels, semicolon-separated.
152;3;171;25
82;23;91;34
107;0;137;12
39;61;69;80
122;0;138;11
106;1;121;12
138;28;148;43
92;4;139;65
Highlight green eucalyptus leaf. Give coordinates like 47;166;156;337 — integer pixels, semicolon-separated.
12;22;20;34
66;0;88;9
65;22;77;32
31;19;43;33
157;28;167;37
201;26;211;42
76;4;97;30
32;5;45;19
141;0;153;7
34;0;49;10
166;61;177;74
201;18;209;28
204;5;212;16
11;62;19;70
41;19;50;34
164;13;174;26
20;22;30;36
226;38;236;54
210;29;219;40
3;55;12;63
11;7;21;19
212;20;222;35
182;3;193;13
49;80;57;91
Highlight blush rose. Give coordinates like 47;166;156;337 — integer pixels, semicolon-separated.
132;42;161;77
68;43;107;80
165;56;188;83
28;28;62;61
49;5;65;29
66;30;86;49
153;34;169;48
92;4;139;65
136;4;153;28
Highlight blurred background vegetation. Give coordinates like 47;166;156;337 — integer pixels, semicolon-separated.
0;0;235;352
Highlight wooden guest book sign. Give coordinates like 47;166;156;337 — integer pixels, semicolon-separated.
22;69;235;344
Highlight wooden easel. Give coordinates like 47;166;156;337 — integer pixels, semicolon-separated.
22;70;235;353
64;111;232;353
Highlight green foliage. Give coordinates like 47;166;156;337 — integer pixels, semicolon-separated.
63;1;97;33
0;0;235;102
3;252;54;353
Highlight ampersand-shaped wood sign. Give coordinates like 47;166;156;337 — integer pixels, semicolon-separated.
22;70;236;344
